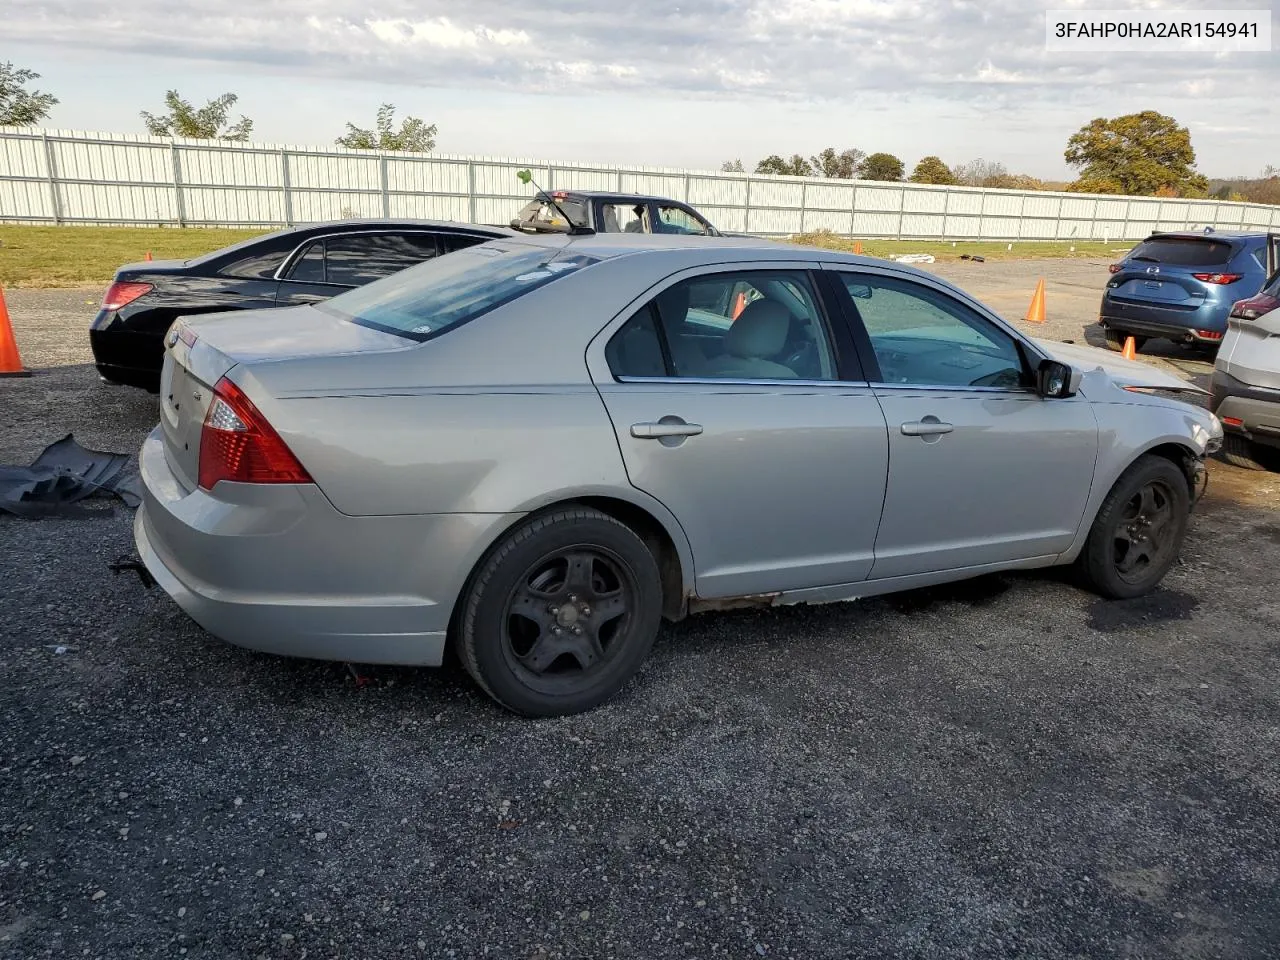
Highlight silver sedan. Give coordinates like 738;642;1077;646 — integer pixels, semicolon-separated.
135;234;1223;715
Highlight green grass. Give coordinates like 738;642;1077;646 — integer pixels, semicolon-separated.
789;232;1125;261
0;224;1129;289
0;226;270;288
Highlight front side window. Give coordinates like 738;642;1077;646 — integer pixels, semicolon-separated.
606;270;837;381
838;273;1027;389
318;243;598;342
656;204;711;236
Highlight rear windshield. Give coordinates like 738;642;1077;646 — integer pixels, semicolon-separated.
316;243;598;342
513;197;590;230
1128;237;1236;267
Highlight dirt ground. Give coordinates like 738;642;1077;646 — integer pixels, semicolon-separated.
3;261;1280;959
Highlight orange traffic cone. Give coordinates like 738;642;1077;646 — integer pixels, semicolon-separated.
731;291;746;320
0;286;31;377
1121;336;1137;360
145;250;153;261
852;240;864;255
1024;278;1046;323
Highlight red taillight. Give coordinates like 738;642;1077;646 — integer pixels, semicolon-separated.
1195;329;1224;340
1108;263;1122;274
197;377;312;490
1221;416;1244;428
1231;293;1280;320
101;281;153;310
1191;273;1242;284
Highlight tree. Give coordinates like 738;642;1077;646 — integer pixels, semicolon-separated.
0;62;58;126
337;104;437;152
720;159;745;173
755;154;813;177
141;91;252;141
861;152;904;182
809;147;864;179
1064;110;1208;197
953;158;1006;187
909;156;956;185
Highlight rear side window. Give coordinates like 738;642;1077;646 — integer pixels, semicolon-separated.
324;233;439;285
220;248;290;280
318;244;598;342
288;241;325;282
440;234;492;254
1128;237;1235;266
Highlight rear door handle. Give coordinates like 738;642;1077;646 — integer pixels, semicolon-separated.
631;420;704;439
901;420;954;437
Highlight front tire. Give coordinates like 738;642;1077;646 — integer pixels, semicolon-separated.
459;507;663;717
1218;434;1269;471
1077;455;1190;600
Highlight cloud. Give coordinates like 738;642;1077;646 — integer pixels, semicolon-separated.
6;0;1277;103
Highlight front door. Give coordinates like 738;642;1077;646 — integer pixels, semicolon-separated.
588;265;889;599
827;267;1099;580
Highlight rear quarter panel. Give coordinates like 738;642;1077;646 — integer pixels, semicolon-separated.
271;387;633;516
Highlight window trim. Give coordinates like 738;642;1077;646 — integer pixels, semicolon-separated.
601;265;861;385
823;263;1046;394
274;229;478;285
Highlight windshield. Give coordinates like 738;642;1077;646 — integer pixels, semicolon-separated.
316;243;598;341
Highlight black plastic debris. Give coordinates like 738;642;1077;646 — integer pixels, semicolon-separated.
0;434;142;518
959;254;986;262
109;555;155;589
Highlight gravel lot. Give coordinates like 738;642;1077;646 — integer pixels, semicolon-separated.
3;264;1280;959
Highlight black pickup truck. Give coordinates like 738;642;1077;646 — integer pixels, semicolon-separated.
511;190;726;237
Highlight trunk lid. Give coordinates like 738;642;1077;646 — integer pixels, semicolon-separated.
158;305;413;489
1107;235;1240;307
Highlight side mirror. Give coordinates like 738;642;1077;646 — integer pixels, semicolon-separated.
846;283;873;300
1036;359;1080;398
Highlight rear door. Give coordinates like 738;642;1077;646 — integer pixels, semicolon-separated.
275;231;442;306
587;264;889;599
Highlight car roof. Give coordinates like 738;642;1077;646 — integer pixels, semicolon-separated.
501;231;929;274
1148;229;1266;241
190;219;514;264
536;190;687;205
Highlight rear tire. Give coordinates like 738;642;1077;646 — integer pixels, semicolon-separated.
1218;434;1269;471
1104;329;1146;353
1077;455;1190;600
458;507;663;717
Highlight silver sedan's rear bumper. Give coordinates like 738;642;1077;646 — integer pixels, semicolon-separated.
134;427;516;666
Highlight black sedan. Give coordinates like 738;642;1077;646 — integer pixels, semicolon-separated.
90;219;511;390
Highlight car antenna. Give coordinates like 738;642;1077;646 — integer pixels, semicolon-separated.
516;169;594;236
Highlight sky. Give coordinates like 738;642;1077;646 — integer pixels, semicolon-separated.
4;0;1278;180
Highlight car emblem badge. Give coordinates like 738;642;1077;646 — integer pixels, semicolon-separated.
167;329;180;347
1146;266;1159;275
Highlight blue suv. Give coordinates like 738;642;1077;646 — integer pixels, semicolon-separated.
1099;230;1278;354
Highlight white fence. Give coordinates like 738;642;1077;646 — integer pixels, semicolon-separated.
2;126;1278;241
